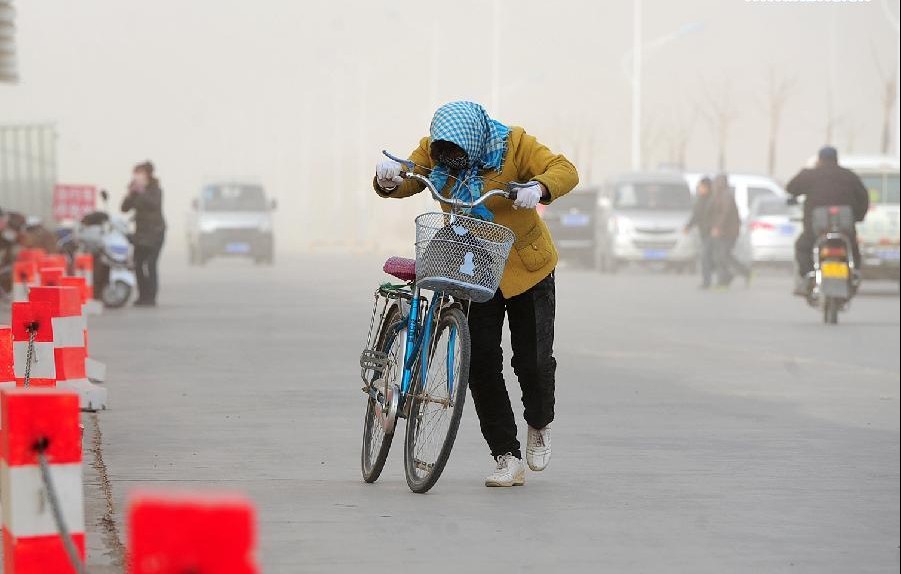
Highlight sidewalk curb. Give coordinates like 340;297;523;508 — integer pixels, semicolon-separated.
84;411;125;572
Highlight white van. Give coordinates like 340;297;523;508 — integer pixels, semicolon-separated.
839;155;900;280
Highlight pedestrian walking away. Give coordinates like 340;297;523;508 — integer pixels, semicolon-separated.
709;173;750;288
684;176;715;289
786;146;870;296
122;161;166;307
373;101;579;487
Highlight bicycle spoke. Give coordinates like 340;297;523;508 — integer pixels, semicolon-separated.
410;323;462;477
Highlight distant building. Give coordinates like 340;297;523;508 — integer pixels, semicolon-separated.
0;0;16;83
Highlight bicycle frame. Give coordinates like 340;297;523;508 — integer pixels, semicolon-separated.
381;288;456;415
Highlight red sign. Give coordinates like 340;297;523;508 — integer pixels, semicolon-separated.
53;184;97;221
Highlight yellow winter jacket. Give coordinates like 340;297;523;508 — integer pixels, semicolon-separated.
375;127;579;298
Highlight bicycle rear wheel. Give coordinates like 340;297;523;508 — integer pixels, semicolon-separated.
404;306;470;493
361;303;402;483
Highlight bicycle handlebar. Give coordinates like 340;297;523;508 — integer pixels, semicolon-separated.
382;149;533;209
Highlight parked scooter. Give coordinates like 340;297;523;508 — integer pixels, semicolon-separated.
62;190;137;308
802;205;860;324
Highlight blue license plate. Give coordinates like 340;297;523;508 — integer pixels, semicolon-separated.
779;224;796;236
226;242;251;254
562;213;590;227
876;249;900;261
643;249;669;260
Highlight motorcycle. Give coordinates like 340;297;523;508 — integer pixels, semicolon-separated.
62;191;136;308
805;205;859;324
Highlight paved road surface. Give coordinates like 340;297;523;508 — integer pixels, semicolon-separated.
83;254;900;573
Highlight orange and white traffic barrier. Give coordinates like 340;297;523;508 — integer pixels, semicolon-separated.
14;249;45;264
11;301;56;389
59;277;106;383
11;262;37;303
73;254;93;290
39;267;65;288
26;287;107;411
0;327;13;392
72;255;102;315
128;491;258;574
0;388;85;573
37;255;67;269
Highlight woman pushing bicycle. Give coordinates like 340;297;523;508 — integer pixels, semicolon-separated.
374;101;578;487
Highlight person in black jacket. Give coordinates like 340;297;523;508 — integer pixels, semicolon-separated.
684;176;715;288
122;161;166;306
709;174;750;287
786;146;869;295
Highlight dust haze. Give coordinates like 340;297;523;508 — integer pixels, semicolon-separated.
2;0;898;252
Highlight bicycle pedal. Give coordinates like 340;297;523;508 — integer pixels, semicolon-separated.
359;349;389;370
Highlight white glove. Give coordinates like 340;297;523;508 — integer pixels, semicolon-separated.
512;182;543;210
376;159;404;190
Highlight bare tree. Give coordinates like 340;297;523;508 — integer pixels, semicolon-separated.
663;105;699;170
640;113;664;170
761;68;797;176
871;44;898;155
700;79;739;172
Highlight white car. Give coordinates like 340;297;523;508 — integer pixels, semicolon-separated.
746;196;803;264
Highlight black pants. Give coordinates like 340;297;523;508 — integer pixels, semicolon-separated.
795;228;860;276
134;242;163;303
699;237;714;287
712;237;750;285
467;272;556;459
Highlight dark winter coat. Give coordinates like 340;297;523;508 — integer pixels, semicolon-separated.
121;181;166;247
786;163;870;229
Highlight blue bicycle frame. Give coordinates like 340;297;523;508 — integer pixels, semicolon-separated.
387;288;457;412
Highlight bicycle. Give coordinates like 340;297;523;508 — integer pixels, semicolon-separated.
359;151;528;493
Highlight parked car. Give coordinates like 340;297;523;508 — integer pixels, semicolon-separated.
840;155;899;281
746;195;803;264
596;172;697;272
541;187;600;267
187;182;276;265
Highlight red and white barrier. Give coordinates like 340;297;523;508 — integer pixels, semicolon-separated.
72;255;102;316
59;277;106;383
11;302;56;389
0;388;85;573
73;254;93;291
11;263;37;304
24;288;107;411
39;267;65;288
14;249;45;263
0;327;13;392
128;491;258;574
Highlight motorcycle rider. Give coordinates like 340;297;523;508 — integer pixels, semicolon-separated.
786;146;869;296
373;101;578;487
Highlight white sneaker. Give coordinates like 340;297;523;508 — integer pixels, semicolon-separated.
485;453;525;487
526;425;551;471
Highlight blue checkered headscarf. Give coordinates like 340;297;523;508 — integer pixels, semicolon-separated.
429;101;510;221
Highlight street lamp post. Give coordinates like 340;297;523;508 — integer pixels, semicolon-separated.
622;7;702;171
631;0;642;171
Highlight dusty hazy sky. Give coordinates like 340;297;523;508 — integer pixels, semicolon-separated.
1;0;899;246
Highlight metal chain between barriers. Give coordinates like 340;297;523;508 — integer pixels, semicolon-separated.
23;323;38;388
35;439;88;574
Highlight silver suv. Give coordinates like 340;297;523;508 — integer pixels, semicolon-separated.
187;182;276;265
596;172;697;273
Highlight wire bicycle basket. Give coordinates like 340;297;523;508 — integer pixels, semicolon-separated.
414;212;514;303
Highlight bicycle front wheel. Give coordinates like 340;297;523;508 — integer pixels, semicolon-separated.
361;303;402;483
404;306;470;493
